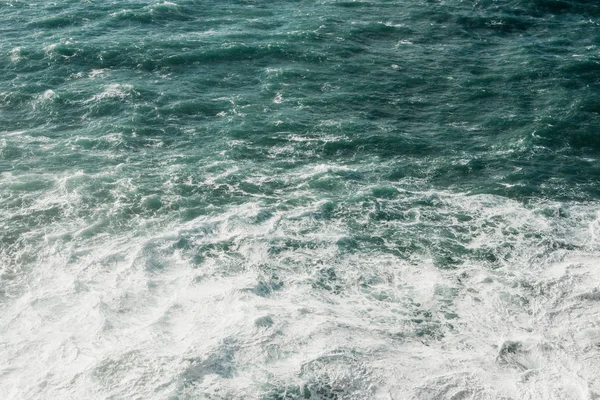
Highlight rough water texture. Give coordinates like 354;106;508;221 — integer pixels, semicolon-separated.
1;0;600;399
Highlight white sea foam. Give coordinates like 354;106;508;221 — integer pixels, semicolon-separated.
9;46;22;62
31;89;57;110
1;182;599;399
84;84;136;103
89;69;109;78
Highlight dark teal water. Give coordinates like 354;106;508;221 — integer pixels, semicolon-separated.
1;1;600;399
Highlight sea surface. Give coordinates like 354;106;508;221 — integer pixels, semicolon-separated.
1;0;600;399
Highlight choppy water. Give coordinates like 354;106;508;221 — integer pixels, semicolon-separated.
1;0;600;399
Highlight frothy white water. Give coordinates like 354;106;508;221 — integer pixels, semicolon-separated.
84;84;137;103
1;187;599;399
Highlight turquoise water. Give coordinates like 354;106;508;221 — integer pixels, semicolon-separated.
1;0;600;398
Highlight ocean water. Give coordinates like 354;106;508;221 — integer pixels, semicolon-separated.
1;0;600;398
